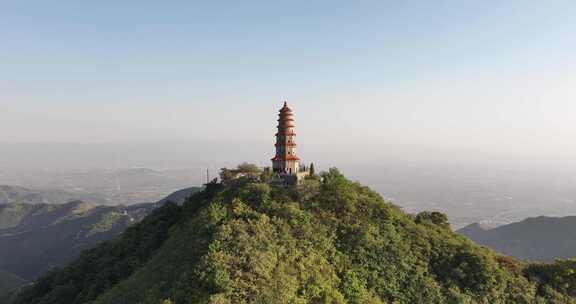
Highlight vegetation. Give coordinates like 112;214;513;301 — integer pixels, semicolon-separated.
11;201;183;304
12;165;576;303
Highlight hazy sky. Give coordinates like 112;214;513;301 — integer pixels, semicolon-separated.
2;1;576;164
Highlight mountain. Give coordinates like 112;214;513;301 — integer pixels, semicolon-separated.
0;186;201;300
0;200;154;280
0;271;25;303
0;185;108;205
11;167;576;304
458;216;576;262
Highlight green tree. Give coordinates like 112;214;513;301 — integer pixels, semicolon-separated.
415;211;450;229
220;163;262;185
260;167;274;183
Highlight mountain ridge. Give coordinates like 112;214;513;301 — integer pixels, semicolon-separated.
458;215;576;262
0;186;201;301
10;167;576;303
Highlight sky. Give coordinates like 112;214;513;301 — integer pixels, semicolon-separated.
2;1;576;167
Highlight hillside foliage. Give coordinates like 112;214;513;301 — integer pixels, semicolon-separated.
11;166;576;304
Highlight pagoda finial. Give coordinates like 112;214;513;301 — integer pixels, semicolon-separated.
283;100;288;107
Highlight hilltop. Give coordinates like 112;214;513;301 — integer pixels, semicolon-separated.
11;166;576;303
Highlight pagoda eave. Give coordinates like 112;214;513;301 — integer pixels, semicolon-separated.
271;156;301;161
275;143;297;147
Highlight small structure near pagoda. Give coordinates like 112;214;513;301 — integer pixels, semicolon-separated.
271;101;310;185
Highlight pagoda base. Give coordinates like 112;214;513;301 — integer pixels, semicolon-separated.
270;171;310;186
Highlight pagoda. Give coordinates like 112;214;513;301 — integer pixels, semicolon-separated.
271;101;310;185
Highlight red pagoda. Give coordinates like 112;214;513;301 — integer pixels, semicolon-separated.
271;101;309;184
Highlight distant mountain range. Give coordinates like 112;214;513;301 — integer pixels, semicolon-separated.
0;200;154;280
0;185;109;205
458;216;576;262
0;165;204;205
0;186;201;300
